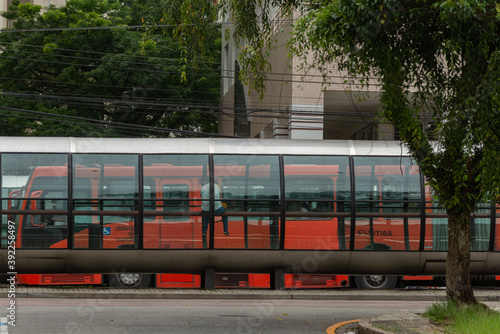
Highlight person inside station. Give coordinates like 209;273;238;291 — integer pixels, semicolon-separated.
287;201;310;212
200;181;229;236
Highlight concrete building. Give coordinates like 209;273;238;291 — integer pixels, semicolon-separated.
220;9;398;140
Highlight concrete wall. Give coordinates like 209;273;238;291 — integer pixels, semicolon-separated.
0;1;8;30
220;9;393;140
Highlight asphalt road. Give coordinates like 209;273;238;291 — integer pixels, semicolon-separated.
1;288;499;333
1;298;446;334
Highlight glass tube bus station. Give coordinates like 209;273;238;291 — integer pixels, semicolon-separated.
1;137;499;289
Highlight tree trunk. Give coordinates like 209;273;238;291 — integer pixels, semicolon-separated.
446;208;477;305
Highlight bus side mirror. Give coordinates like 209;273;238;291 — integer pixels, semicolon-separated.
7;189;23;221
31;190;43;198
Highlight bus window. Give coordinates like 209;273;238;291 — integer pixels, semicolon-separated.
285;177;334;217
222;181;277;216
163;184;190;220
20;184;68;248
100;178;138;223
143;178;156;222
34;191;67;226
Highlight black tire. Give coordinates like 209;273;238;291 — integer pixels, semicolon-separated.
354;275;398;289
108;273;152;288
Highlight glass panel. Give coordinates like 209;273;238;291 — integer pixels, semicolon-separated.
353;156;421;213
143;154;208;249
72;154;138;249
1;154;68;249
1;188;10;249
424;188;492;251
213;155;280;249
353;156;421;250
425;215;491;251
344;218;352;250
283;156;350;250
426;205;448;251
423;185;442;251
472;203;490;251
496;205;500;252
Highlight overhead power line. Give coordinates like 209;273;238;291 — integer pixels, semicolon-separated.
0;20;296;33
0;53;360;87
0;41;219;65
0;40;370;83
0;90;388;121
0;113;155;137
0;105;240;138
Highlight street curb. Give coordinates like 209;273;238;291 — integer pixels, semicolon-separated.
358;317;393;334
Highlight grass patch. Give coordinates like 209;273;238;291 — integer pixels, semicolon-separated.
422;301;500;334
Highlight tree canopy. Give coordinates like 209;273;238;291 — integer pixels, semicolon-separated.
220;0;500;305
290;1;500;207
0;0;221;137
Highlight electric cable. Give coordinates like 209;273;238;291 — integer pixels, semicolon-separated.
0;106;240;138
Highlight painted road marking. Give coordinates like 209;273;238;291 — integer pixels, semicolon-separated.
326;319;359;334
0;317;8;333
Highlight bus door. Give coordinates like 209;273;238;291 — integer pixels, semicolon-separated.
100;174;137;249
142;157;207;250
159;180;195;249
284;175;337;249
283;156;350;251
71;167;101;249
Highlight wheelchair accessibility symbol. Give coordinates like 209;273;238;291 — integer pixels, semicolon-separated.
103;227;111;235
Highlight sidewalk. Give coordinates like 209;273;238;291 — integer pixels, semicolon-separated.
357;311;447;334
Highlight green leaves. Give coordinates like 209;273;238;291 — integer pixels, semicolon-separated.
0;0;221;137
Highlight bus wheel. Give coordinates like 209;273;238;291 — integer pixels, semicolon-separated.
108;274;151;288
354;275;397;289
